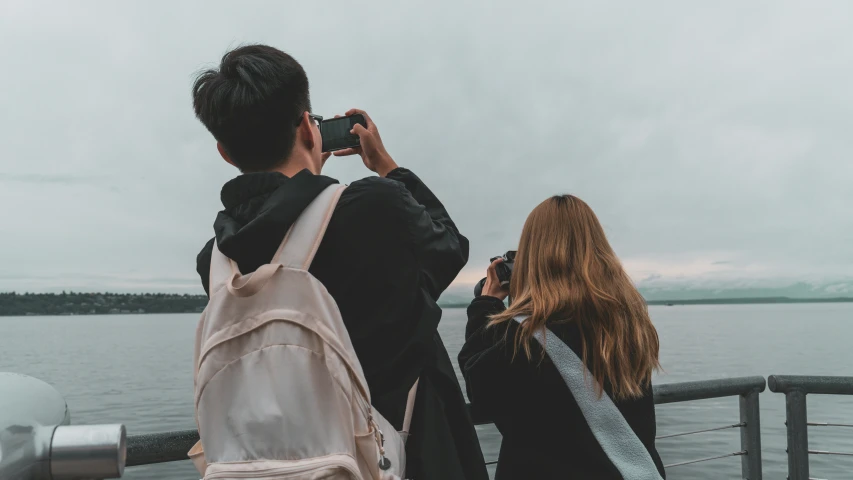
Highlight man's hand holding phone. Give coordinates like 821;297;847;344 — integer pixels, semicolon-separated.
333;109;399;177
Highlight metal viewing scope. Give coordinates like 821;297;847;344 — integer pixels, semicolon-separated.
0;372;126;479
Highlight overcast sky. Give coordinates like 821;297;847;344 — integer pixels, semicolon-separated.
1;0;852;293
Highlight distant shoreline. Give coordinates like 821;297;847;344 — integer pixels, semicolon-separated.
3;292;853;317
438;296;853;309
644;296;853;306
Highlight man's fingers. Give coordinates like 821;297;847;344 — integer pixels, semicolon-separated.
351;123;369;135
333;147;360;157
346;108;373;127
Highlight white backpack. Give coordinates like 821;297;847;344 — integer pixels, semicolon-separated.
190;184;417;480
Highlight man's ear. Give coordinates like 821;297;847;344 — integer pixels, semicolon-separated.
217;142;237;168
297;112;318;151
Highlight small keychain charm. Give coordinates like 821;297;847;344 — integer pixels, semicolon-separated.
376;428;391;470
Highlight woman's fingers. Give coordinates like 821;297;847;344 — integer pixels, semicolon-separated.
482;258;509;300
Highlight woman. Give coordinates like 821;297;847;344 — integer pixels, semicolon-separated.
459;195;665;479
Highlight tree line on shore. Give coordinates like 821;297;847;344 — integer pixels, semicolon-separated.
0;292;208;316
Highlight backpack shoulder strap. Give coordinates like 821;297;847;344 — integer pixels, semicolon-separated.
272;184;347;270
401;379;419;437
513;316;663;480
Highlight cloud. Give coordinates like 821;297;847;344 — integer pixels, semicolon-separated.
1;0;852;292
0;272;202;294
0;173;103;185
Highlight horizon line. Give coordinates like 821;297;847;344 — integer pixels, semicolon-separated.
5;291;853;304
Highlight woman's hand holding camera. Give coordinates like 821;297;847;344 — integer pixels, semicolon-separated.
482;258;510;301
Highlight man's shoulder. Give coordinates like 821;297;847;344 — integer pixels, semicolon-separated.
326;176;412;240
196;237;216;295
345;175;404;195
338;175;406;210
198;237;215;261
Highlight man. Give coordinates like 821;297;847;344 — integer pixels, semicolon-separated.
192;45;488;480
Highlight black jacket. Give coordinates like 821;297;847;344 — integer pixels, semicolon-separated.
459;296;665;480
197;168;488;480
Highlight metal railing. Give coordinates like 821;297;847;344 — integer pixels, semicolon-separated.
768;375;853;480
653;376;765;478
125;376;766;478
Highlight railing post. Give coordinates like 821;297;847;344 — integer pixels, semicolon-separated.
785;390;809;480
739;387;762;479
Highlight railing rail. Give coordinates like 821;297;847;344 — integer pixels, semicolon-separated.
126;430;199;468
126;376;766;478
768;375;853;480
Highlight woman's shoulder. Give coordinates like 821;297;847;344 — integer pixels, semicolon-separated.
479;315;582;361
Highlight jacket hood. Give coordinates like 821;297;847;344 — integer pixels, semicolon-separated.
214;168;338;274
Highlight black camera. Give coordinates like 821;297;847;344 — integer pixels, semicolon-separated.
474;250;516;297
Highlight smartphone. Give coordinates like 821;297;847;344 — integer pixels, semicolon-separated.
320;114;367;153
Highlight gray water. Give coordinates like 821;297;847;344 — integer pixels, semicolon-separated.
2;304;852;479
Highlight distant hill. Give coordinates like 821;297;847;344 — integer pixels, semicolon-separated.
636;279;853;302
436;280;853;308
437;287;476;308
437;294;853;308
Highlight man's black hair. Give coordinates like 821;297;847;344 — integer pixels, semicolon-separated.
192;45;311;172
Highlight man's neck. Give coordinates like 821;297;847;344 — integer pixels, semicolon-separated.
273;152;319;178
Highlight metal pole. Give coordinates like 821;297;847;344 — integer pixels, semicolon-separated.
785;390;809;480
739;388;762;479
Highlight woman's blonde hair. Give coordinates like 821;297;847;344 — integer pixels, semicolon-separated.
489;195;660;401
